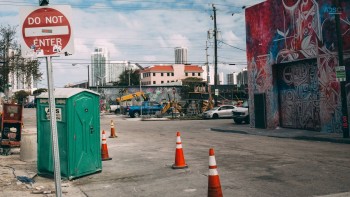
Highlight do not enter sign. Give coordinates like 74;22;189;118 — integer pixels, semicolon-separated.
20;5;74;57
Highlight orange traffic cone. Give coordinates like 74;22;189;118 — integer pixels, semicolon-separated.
109;120;117;138
101;130;112;161
172;131;188;169
208;148;222;197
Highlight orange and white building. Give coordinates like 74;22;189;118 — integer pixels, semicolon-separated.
140;64;205;85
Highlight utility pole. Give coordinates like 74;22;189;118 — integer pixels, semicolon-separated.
205;41;210;84
334;0;349;138
212;4;218;107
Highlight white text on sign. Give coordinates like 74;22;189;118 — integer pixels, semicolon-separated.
45;107;62;121
28;16;64;25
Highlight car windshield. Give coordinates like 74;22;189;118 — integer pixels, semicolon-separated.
212;107;220;111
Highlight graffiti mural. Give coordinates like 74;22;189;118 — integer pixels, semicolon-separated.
246;0;350;132
277;60;321;130
95;86;183;106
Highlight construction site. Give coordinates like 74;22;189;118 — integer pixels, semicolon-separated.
103;83;248;118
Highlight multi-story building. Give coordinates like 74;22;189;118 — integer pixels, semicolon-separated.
140;64;204;85
109;60;127;83
109;61;143;84
174;47;188;64
91;47;109;86
236;68;248;85
7;49;37;94
227;72;238;85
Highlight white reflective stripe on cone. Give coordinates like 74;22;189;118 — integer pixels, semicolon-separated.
176;136;181;143
176;144;182;149
209;155;216;166
209;169;219;176
102;140;107;144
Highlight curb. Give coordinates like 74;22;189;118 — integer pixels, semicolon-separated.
210;128;350;144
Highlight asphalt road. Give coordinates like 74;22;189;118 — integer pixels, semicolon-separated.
6;108;350;197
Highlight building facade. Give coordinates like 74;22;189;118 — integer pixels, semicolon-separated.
174;47;188;64
227;72;238;85
91;47;109;86
246;0;350;133
141;64;204;85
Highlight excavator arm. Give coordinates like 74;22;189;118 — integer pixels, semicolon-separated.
116;91;148;102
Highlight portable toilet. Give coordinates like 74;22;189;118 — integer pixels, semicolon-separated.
36;88;101;180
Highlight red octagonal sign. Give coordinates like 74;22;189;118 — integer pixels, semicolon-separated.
20;5;74;57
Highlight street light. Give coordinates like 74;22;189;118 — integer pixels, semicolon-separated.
72;63;89;89
96;76;106;93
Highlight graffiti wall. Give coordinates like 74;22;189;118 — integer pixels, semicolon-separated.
246;0;350;132
277;60;321;130
95;86;183;106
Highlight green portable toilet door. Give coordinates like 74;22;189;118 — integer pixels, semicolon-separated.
73;95;99;176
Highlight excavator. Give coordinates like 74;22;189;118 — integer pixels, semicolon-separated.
157;94;183;117
116;91;149;102
161;100;182;114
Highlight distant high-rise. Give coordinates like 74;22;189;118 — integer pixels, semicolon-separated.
227;72;238;85
91;47;109;87
175;47;188;64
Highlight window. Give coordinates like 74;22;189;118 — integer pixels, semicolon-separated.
153;81;156;84
185;73;188;76
167;73;170;76
172;73;174;76
192;73;195;76
198;73;201;76
161;73;164;76
167;80;169;83
161;81;164;84
153;73;156;76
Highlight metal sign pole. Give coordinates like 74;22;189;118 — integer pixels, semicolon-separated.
46;56;62;197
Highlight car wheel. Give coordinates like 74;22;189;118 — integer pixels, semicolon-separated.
212;114;219;119
133;111;140;117
234;119;242;124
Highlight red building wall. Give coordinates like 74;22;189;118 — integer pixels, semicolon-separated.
245;0;350;132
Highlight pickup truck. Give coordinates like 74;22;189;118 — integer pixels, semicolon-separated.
109;104;120;114
232;100;250;124
127;101;164;118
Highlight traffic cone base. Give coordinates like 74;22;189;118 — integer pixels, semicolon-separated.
109;120;117;138
101;130;112;161
208;148;222;197
172;132;188;169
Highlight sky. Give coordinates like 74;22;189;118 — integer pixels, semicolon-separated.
0;0;265;88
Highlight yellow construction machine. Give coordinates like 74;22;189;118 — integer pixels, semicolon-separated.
116;91;149;102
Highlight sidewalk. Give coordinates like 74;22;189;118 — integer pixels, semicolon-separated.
211;125;350;144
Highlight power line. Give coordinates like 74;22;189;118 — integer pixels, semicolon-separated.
218;40;246;51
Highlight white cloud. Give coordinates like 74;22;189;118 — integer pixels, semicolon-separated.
1;0;265;87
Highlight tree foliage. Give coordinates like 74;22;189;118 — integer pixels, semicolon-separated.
114;69;141;86
0;25;42;92
33;88;47;96
12;90;29;104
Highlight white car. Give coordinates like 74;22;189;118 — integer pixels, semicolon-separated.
202;105;236;119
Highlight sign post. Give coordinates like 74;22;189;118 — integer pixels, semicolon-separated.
20;5;74;197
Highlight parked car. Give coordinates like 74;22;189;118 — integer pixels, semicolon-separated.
24;101;35;108
232;100;249;124
202;105;236;119
109;101;120;114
